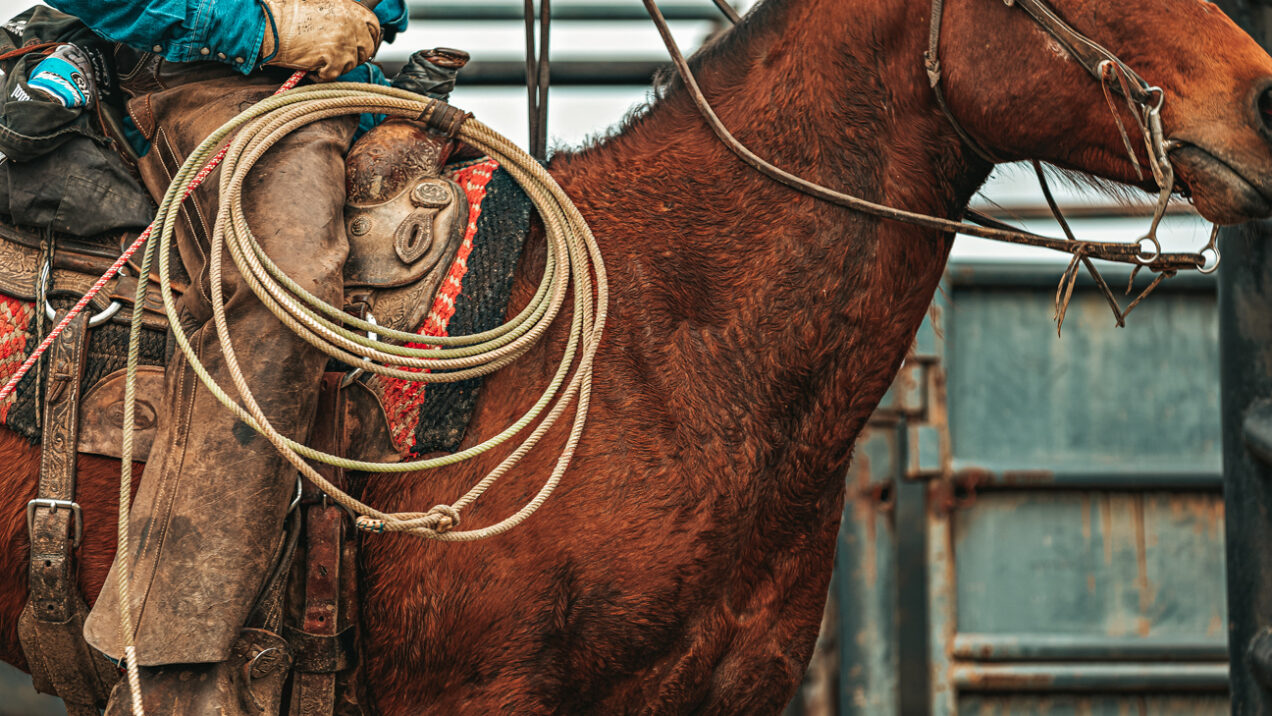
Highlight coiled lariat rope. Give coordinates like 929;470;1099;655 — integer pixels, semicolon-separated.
121;81;607;550
109;80;605;714
112;86;605;713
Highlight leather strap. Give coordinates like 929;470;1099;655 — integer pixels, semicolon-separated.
924;0;1002;163
17;310;117;715
0;223;176;332
421;101;471;138
925;0;1158;164
289;373;359;716
1010;0;1153;105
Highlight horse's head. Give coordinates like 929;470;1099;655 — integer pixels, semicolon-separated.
938;0;1272;224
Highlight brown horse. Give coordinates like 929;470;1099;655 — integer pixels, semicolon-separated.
0;0;1270;712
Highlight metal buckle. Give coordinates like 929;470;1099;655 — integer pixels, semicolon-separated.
341;311;378;388
26;498;83;548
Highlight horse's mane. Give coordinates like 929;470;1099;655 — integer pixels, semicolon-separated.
562;0;786;157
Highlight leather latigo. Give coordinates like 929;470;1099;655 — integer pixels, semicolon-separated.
18;310;118;715
343;119;468;336
286;374;366;716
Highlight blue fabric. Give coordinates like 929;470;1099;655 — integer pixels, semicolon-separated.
44;0;409;75
121;115;151;158
335;62;392;139
28;55;89;107
375;0;410;36
43;0;409;151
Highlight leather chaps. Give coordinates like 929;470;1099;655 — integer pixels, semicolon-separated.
82;60;356;683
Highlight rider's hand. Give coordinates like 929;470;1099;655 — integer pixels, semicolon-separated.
258;0;381;81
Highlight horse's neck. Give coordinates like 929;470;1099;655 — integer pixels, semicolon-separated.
550;0;988;482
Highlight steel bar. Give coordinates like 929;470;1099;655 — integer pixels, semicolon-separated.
952;663;1230;692
948;463;1222;491
946;260;1217;290
952;634;1229;663
411;2;729;21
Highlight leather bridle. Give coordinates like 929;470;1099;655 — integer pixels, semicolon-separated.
926;0;1178;259
638;0;1222;328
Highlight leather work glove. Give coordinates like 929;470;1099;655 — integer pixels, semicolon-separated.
259;0;382;81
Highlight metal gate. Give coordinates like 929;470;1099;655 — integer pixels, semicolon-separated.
820;261;1227;715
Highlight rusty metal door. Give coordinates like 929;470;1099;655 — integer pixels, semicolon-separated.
829;262;1227;715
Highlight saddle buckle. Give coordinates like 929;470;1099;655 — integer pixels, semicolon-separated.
26;498;83;548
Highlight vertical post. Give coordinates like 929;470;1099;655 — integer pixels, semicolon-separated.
1220;221;1272;714
1218;4;1272;712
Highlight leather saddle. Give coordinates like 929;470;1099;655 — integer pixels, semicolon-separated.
0;115;471;467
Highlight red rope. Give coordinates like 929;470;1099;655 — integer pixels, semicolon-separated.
0;70;307;403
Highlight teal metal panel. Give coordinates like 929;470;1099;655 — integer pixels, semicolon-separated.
925;264;1226;715
944;287;1219;472
828;263;1225;714
953;492;1225;640
835;423;900;714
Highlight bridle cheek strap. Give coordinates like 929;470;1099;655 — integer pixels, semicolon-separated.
926;0;1159;164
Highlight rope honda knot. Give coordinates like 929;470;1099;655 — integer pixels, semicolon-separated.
424;504;461;533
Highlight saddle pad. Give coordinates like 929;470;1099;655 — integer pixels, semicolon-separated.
0;295;167;442
0;157;533;456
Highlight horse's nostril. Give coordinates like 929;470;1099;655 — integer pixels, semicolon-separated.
1258;86;1272;134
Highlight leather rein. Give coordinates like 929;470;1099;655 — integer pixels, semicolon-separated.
637;0;1222;326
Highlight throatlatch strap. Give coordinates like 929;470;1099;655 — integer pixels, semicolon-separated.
18;309;118;715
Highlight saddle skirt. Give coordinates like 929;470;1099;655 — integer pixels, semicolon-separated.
0;156;532;462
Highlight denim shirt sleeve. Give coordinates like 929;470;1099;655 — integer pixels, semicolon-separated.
375;0;410;36
44;0;269;74
43;0;408;76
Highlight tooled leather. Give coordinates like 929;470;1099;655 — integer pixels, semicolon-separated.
30;311;91;621
0;227;170;331
343;177;467;289
76;366;166;460
18;310;117;713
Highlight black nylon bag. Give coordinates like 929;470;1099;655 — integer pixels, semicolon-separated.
0;6;153;236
